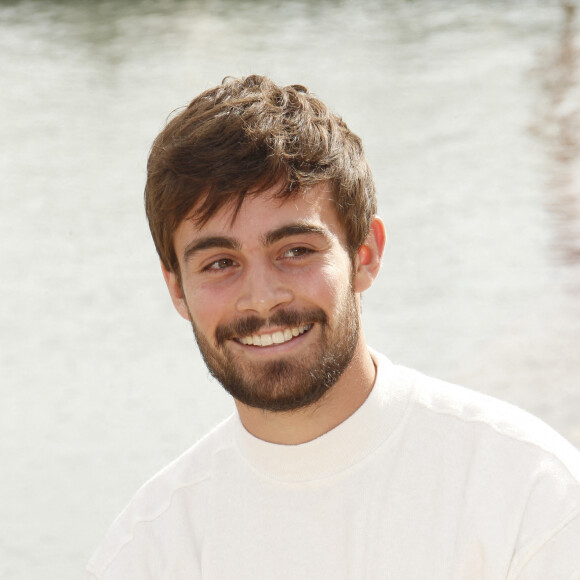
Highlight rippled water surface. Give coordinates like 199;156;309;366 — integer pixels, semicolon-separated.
1;1;579;578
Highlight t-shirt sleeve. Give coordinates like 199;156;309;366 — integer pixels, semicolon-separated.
509;504;580;578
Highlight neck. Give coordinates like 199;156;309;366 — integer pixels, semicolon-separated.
234;338;377;445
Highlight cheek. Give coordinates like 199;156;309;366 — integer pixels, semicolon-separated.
302;260;352;309
185;284;233;332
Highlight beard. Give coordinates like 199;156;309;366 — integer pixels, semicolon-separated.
188;287;360;412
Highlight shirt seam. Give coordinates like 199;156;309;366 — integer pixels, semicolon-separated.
506;502;580;578
412;385;580;485
88;440;235;578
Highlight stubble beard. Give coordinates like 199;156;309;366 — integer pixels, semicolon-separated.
187;287;360;412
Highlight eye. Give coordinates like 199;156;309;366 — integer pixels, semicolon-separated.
281;246;313;259
204;258;237;272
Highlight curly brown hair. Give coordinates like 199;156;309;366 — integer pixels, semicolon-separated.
145;75;377;275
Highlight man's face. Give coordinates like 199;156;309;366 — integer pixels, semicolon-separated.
166;184;363;412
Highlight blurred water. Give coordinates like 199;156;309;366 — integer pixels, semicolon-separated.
1;1;579;578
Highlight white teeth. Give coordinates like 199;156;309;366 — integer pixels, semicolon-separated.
237;324;311;347
272;331;285;344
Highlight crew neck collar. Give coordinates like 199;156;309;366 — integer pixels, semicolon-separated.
232;350;411;483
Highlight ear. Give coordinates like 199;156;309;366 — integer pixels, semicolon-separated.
353;217;386;293
161;261;192;321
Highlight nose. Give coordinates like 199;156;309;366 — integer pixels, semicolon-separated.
235;261;293;316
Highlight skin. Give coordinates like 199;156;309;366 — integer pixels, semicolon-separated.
162;183;386;444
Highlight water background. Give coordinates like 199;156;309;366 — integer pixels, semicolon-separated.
1;1;579;578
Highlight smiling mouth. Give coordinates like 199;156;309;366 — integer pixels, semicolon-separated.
235;324;313;347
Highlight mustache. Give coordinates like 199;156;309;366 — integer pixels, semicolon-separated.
215;308;328;346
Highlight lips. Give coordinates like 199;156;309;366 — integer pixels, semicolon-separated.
236;324;312;347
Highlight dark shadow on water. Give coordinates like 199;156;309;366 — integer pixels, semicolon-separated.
530;2;580;269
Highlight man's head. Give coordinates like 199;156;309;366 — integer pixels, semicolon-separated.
145;75;377;281
145;76;385;413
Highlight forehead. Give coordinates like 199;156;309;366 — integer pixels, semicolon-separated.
174;184;344;249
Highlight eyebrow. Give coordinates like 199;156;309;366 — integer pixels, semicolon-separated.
182;223;331;263
183;236;241;263
261;223;331;246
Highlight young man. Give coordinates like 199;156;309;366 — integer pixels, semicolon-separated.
88;76;580;579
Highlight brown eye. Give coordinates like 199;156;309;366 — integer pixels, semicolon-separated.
205;258;235;271
282;247;312;259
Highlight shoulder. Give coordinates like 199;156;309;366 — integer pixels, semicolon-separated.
409;366;578;469
87;414;237;579
370;349;580;484
388;362;580;515
377;357;580;570
402;364;578;464
408;369;580;577
128;412;238;504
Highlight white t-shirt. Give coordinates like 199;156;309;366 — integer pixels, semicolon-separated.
87;352;580;579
